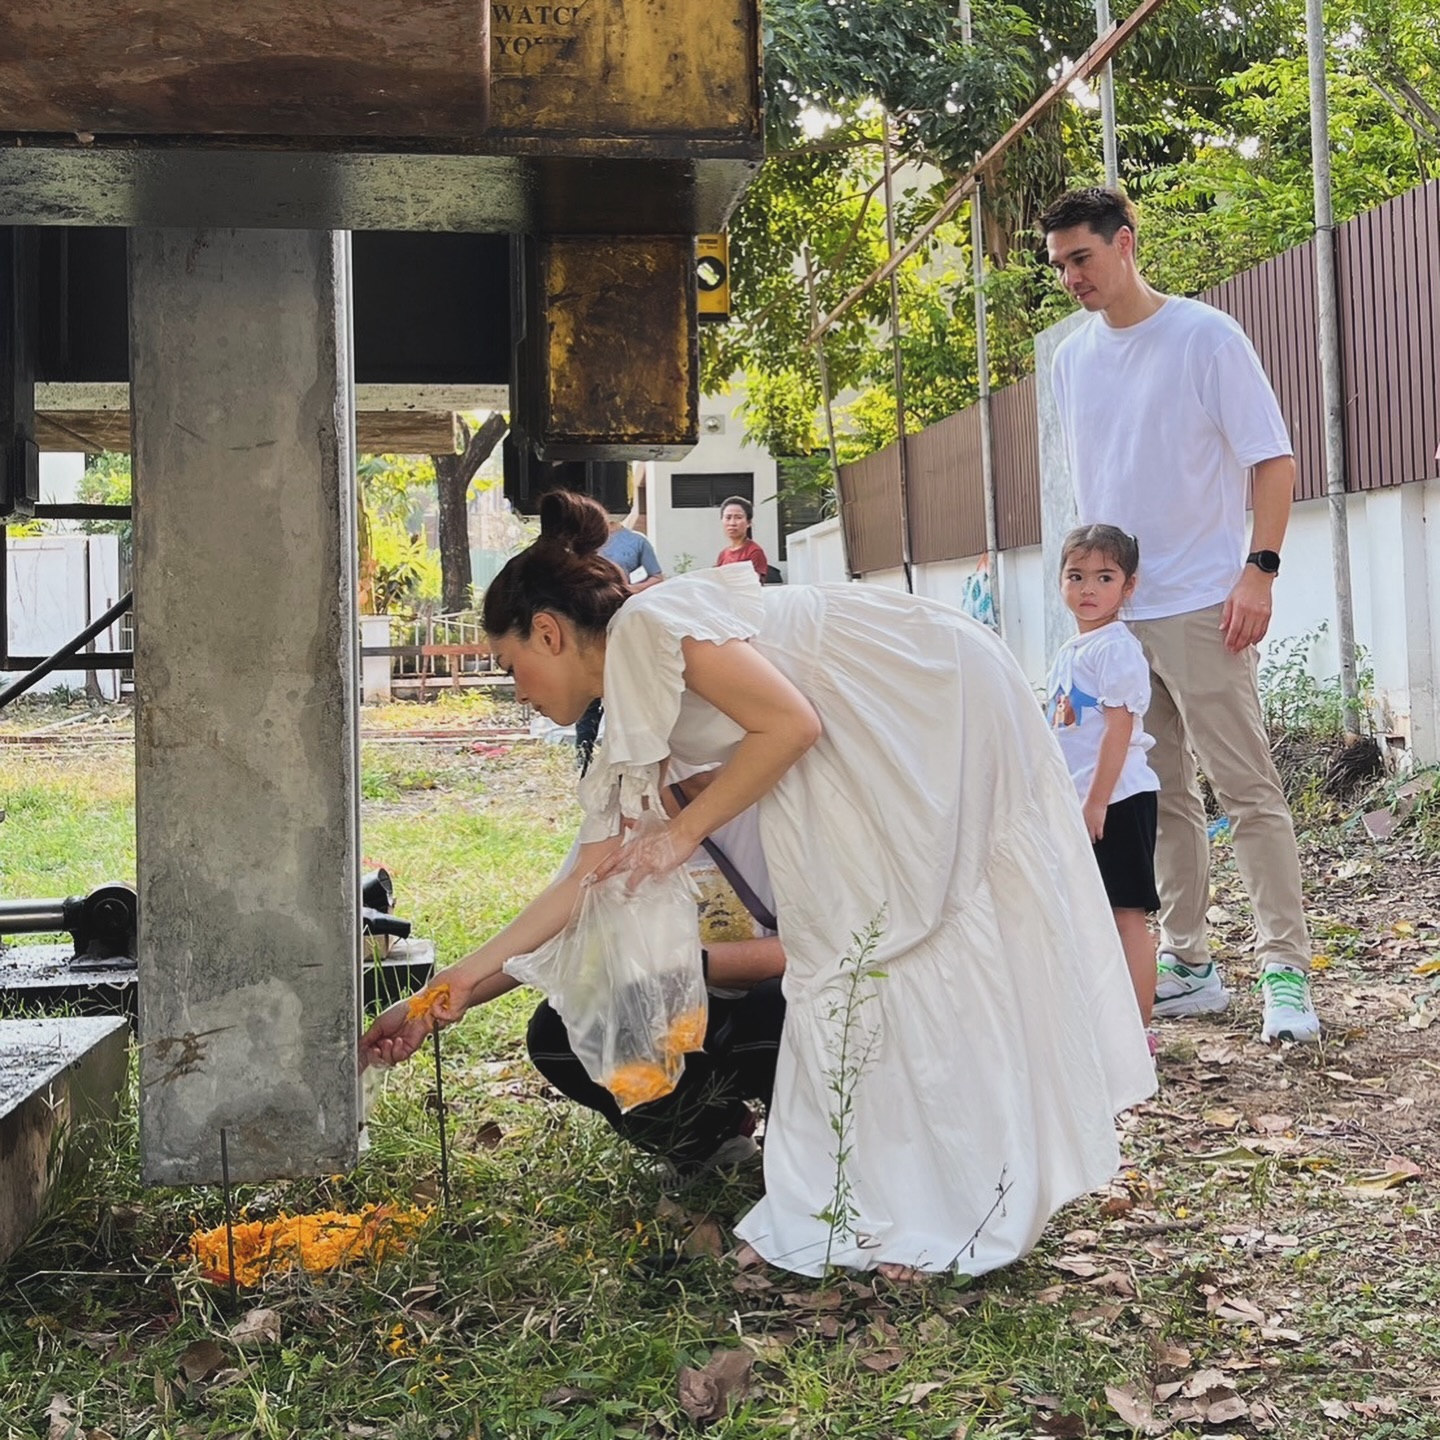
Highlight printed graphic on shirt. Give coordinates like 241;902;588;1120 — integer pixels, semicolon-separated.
688;860;766;943
1047;682;1100;731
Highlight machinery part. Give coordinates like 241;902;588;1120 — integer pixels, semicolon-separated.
361;869;412;942
0;882;138;966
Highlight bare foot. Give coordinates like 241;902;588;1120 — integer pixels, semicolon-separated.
876;1262;930;1284
733;1242;764;1270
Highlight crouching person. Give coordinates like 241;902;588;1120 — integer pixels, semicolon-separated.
526;766;784;1180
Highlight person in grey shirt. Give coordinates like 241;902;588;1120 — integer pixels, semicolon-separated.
600;519;663;590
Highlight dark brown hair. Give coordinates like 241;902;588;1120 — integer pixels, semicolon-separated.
1060;524;1140;581
721;494;753;541
1038;187;1137;244
482;489;630;640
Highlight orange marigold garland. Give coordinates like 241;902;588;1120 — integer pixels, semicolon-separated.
190;1203;429;1288
405;982;452;1023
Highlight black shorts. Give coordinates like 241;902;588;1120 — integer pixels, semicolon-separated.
1093;790;1159;912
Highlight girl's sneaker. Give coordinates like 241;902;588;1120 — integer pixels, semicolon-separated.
1257;963;1321;1044
1153;954;1231;1018
1146;1029;1160;1057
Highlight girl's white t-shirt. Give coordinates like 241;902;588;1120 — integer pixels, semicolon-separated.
1045;621;1160;806
1050;296;1294;621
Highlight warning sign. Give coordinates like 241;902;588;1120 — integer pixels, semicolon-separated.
696;234;730;322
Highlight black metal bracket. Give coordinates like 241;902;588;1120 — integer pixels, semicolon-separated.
1;227;39;519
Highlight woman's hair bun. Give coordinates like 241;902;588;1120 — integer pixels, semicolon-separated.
538;488;610;557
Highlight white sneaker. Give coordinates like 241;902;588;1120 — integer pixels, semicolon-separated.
1153;953;1232;1019
1258;963;1321;1044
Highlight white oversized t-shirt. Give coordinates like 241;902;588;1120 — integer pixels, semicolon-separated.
1050;296;1293;621
1045;621;1160;806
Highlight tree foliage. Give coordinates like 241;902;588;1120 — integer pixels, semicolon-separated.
710;0;1440;481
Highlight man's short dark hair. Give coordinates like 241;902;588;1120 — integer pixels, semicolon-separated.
1038;187;1137;243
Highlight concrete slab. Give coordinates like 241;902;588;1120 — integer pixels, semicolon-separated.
0;1016;129;1264
0;943;137;1019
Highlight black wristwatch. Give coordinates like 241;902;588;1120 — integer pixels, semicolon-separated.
1246;549;1281;575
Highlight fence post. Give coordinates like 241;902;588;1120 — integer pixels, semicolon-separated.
881;120;915;593
1306;0;1362;738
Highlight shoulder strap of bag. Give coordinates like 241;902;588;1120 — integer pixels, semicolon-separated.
668;782;778;933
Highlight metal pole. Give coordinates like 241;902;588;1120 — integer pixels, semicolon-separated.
802;244;843;493
801;243;852;577
880;120;915;592
960;0;1000;626
1095;0;1119;187
0;589;133;710
811;0;1173;343
971;184;1000;627
1306;0;1362;738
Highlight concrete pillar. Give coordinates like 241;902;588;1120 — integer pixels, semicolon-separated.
131;229;360;1185
1033;313;1087;662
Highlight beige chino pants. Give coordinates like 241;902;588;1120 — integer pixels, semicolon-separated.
1129;604;1311;973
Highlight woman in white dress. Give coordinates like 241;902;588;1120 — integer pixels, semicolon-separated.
363;491;1154;1279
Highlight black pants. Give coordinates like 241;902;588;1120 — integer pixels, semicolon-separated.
526;978;786;1169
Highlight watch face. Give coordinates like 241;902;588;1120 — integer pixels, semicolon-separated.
1250;550;1281;574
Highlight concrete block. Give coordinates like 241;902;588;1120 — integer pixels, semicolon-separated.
0;1016;128;1264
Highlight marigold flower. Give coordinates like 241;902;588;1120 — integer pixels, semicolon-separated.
605;1061;678;1109
405;982;452;1023
189;1203;429;1288
662;1006;707;1060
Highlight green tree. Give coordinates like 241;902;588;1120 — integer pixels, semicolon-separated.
75;453;133;544
712;0;1438;475
431;411;508;614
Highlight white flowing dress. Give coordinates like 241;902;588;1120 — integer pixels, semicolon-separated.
577;566;1155;1277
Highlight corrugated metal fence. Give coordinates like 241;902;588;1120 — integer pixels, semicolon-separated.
838;180;1440;576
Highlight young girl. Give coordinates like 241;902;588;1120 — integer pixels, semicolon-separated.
1046;525;1161;1032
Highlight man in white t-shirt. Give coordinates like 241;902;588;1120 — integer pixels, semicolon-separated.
1041;186;1319;1045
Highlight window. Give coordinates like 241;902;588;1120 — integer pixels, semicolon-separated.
670;473;754;509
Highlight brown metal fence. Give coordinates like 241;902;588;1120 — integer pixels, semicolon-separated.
1336;182;1440;491
907;408;985;563
838;442;903;574
837;179;1440;574
992;372;1041;549
1203;241;1326;503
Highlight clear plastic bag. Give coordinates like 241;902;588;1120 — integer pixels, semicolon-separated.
504;820;707;1112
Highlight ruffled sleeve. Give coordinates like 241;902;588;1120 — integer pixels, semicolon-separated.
576;568;764;843
1093;628;1152;714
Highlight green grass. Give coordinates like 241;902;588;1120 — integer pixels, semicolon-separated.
0;755;137;896
4;745;1440;1438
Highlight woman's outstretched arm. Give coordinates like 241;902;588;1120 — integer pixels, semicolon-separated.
360;830;622;1068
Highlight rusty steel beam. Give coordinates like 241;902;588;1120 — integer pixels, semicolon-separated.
0;3;489;140
34;408;459;455
808;0;1173;344
512;235;698;460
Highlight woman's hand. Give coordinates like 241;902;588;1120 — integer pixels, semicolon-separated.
359;981;465;1071
591;818;699;891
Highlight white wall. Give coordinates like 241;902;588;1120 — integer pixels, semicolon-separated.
4;534;124;698
647;398;779;575
39;453;86;509
785;515;845;586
